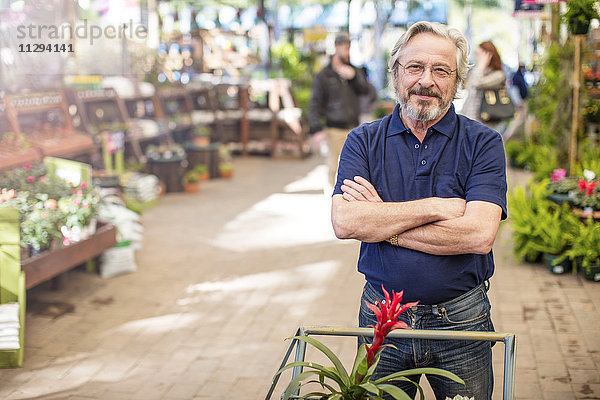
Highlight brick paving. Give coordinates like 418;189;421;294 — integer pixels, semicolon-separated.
0;155;599;399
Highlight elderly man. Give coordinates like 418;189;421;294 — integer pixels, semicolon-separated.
331;21;507;399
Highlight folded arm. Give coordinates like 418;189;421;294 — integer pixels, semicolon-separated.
333;176;502;254
396;200;502;255
331;176;465;243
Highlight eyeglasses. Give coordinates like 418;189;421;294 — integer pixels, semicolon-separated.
397;62;456;80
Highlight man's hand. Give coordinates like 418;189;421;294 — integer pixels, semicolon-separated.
332;55;356;80
341;176;382;202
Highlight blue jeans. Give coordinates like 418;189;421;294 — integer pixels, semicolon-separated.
358;281;494;400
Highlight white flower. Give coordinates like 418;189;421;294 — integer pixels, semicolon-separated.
583;169;596;182
445;396;475;400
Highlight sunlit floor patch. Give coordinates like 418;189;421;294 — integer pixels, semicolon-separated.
211;192;336;252
178;260;341;306
284;164;329;193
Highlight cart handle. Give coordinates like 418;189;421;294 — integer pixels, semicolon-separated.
266;326;516;400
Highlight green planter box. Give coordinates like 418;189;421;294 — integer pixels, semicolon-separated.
0;208;25;368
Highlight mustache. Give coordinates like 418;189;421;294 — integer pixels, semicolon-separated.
409;88;442;99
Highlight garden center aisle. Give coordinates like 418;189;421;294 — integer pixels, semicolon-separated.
0;155;599;399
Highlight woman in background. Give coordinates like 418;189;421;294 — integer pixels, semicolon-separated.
461;41;507;130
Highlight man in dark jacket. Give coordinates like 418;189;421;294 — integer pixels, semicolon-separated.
309;32;371;185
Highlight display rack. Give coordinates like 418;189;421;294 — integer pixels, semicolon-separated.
21;223;117;289
0;94;42;172
187;80;220;143
214;79;249;155
246;78;307;157
156;87;195;143
119;92;171;158
5;92;94;164
65;88;129;136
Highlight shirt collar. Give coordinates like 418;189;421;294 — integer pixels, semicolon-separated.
386;103;457;139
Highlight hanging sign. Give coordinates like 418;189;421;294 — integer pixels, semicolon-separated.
523;0;565;3
513;0;545;18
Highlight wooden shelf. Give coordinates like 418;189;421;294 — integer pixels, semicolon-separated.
21;223;117;289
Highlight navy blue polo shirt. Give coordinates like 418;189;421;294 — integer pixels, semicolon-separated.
333;104;507;304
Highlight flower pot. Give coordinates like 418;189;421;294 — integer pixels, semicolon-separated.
220;170;233;179
547;193;574;206
582;264;600;282
198;171;210;182
543;253;569;275
183;182;200;193
192;136;210;147
569;19;590;35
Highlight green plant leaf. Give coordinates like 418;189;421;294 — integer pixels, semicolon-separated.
299;391;329;399
291;336;351;386
377;384;413;400
276;361;345;387
351;343;369;382
373;367;464;386
282;370;321;400
305;379;339;394
358;381;380;395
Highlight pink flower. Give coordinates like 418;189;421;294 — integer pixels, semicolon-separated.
23;164;31;170
550;168;566;183
82;203;89;209
73;197;81;206
71;188;77;194
40;210;47;218
579;179;587;193
80;182;87;189
77;190;83;197
26;176;35;183
44;199;57;210
63;237;71;246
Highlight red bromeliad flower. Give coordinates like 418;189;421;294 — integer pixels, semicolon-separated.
587;181;597;196
364;285;419;366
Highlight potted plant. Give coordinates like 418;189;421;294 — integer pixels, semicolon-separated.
547;169;578;205
573;170;600;219
509;180;553;263
562;219;600;281
562;0;600;35
191;125;211;147
219;162;234;179
527;203;580;274
275;286;464;399
182;170;201;193
193;164;209;182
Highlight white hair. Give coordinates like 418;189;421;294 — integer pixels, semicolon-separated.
388;21;471;87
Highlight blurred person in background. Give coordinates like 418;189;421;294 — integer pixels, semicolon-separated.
460;41;508;132
359;66;380;124
504;63;530;139
309;31;371;186
331;21;506;399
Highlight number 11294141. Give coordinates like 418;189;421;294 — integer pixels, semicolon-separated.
19;43;74;53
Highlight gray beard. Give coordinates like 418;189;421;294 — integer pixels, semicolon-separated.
396;92;453;122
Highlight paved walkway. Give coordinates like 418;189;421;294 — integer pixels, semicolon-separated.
0;155;599;399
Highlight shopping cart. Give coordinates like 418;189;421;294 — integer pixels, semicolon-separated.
266;326;516;400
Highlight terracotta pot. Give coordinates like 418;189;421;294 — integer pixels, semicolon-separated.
220;170;233;179
198;171;210;182
183;182;200;193
192;136;210;147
